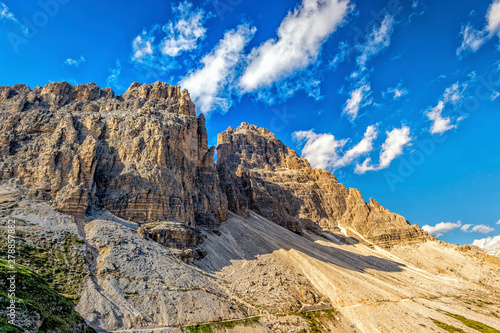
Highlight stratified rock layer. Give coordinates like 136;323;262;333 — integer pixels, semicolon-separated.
0;81;227;227
217;123;431;247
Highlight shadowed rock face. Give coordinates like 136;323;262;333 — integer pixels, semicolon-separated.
0;81;227;227
217;122;431;247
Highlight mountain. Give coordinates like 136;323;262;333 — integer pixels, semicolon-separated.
217;123;431;247
0;82;499;333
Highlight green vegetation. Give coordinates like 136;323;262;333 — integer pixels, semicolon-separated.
181;308;337;333
0;258;94;332
0;229;88;302
182;316;261;333
280;309;337;333
430;318;466;332
439;310;500;333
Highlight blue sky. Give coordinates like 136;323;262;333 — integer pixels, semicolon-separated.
1;0;500;249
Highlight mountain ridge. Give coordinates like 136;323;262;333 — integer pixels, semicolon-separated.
0;81;499;333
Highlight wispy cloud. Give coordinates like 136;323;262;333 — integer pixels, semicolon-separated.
239;0;351;92
457;0;500;56
470;225;495;234
422;221;462;237
342;13;396;123
472;235;500;250
106;60;122;91
497;219;500;225
342;84;371;122
460;224;473;232
355;125;412;173
462;224;495;234
180;24;256;115
384;83;409;100
64;55;86;67
293;124;378;171
132;30;154;63
0;2;27;33
130;1;206;72
425;82;466;134
159;0;206;57
355;15;395;71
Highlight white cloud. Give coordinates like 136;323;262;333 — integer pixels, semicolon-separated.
293;130;346;170
64;55;85;67
385;83;408;100
472;235;500;251
461;224;473;232
426;101;455;134
342;84;371;121
487;0;500;35
457;24;488;56
180;24;256;115
457;0;500;56
132;30;154;62
355;15;395;70
425;82;467;134
422;220;462;237
130;1;206;72
471;225;495;234
293;125;378;171
355;125;412;173
106;60;122;90
239;0;351;92
497;219;500;225
159;1;206;57
0;2;27;33
343;14;395;123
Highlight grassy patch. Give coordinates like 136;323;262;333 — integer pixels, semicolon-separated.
182;316;261;333
439;310;500;333
181;308;337;333
0;258;94;332
0;230;88;302
430;318;466;333
281;309;336;333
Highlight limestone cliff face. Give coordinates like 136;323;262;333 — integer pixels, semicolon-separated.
217;123;431;246
0;81;227;227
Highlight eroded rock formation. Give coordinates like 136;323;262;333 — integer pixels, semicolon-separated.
0;81;227;228
217;123;431;247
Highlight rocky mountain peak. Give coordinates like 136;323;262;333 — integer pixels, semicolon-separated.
0;81;226;229
217;123;431;246
217;122;311;173
0;81;195;116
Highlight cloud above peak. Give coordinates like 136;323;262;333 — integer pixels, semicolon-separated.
343;84;371;122
425;82;466;134
160;1;207;57
64;55;86;67
293;124;378;171
130;1;207;71
355;125;412;173
422;221;462;237
180;24;256;115
239;0;351;92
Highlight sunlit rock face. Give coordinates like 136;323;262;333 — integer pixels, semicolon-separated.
217;122;431;247
0;81;227;227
